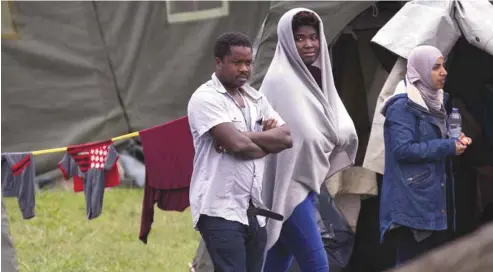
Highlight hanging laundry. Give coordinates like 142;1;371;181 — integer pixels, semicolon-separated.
1;152;36;220
58;140;120;219
139;116;194;244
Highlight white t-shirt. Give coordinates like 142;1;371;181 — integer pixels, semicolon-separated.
187;73;285;228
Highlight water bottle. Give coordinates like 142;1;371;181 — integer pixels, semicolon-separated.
448;107;462;140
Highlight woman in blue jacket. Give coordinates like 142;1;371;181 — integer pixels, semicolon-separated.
379;45;472;266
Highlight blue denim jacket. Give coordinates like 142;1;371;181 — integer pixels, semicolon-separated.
379;81;457;242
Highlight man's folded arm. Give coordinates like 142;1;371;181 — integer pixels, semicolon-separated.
210;123;268;160
243;125;293;154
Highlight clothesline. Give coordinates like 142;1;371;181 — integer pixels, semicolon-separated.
31;131;140;156
3;117;193;244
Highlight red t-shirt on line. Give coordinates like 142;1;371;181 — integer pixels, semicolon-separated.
139;116;194;244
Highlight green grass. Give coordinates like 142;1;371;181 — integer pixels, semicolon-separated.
3;188;200;272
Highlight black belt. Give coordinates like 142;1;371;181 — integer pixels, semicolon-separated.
247;200;284;221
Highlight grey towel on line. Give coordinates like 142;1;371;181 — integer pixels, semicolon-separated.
1;152;36;220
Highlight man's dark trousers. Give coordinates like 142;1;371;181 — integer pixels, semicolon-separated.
197;214;266;272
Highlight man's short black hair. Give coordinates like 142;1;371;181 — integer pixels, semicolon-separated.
292;11;320;34
214;32;252;60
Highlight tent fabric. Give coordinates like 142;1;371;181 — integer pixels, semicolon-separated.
371;0;493;59
362;58;407;175
371;0;461;59
1;1;271;174
443;38;493;238
333;193;362;233
355;29;390;119
332;33;370;167
1;1;129;174
453;0;493;56
92;1;271;131
325;167;378;198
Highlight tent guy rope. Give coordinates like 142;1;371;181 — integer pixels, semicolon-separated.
31;131;140;156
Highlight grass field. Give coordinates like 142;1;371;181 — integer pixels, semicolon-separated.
3;188;200;272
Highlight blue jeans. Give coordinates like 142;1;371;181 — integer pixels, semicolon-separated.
264;192;329;272
197;214;266;272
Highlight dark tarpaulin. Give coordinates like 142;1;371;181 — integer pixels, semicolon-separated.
1;1;271;174
93;1;271;131
1;1;129;174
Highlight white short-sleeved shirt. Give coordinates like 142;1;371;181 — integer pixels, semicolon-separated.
187;73;285;229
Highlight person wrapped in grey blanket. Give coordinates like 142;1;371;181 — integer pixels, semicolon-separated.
259;8;358;271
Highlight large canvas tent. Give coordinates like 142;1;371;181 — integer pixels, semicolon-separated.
2;0;271;174
2;1;493;271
